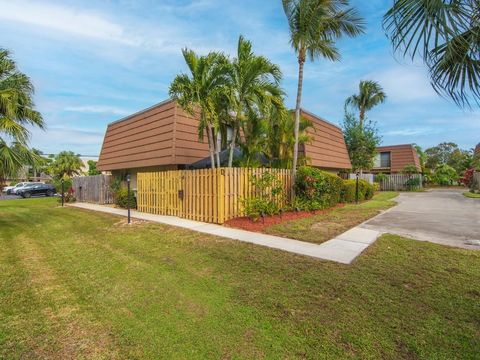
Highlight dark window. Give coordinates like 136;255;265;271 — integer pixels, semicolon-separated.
380;152;391;167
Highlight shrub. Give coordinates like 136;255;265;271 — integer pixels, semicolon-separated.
295;167;343;210
374;173;388;183
432;164;457;186
243;197;280;221
242;171;284;221
373;182;380;191
53;177;73;193
59;187;76;203
405;176;421;190
115;188;136;209
460;168;479;190
341;179;374;203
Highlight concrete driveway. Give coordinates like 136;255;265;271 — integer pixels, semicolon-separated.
361;189;480;250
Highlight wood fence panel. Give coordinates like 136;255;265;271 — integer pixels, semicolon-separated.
473;172;480;190
137;168;292;224
379;174;423;191
72;175;113;204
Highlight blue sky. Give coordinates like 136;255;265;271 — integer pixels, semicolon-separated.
0;0;478;156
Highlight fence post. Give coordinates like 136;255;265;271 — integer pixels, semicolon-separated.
217;168;225;224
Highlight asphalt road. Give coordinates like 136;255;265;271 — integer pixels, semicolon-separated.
0;194;21;201
362;189;480;250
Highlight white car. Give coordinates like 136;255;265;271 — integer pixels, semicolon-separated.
3;182;29;195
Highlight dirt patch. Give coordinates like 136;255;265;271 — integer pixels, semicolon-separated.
113;218;149;227
224;205;345;233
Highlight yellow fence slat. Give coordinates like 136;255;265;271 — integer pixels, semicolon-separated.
136;167;291;224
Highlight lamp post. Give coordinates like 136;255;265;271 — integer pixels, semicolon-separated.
126;174;131;224
355;171;359;204
61;178;65;207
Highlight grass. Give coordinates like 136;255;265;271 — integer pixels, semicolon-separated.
1;198;479;359
463;191;480;199
265;192;399;244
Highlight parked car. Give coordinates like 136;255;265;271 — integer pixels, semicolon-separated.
17;183;56;198
3;182;29;195
11;182;44;195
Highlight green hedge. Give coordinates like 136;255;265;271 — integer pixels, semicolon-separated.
295;167;344;210
341;179;374;203
115;188;137;209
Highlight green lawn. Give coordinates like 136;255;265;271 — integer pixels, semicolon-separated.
463;191;480;199
1;198;479;359
265;192;399;244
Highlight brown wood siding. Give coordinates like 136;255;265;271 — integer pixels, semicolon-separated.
375;144;421;173
301;110;352;170
97;100;176;171
174;107;210;163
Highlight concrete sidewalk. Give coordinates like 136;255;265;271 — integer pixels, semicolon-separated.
68;203;380;264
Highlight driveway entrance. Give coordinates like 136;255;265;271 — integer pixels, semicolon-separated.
362;189;480;250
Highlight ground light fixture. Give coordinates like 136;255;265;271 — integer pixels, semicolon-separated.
126;174;131;224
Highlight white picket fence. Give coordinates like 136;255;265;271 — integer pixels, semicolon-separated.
377;174;423;191
348;173;374;184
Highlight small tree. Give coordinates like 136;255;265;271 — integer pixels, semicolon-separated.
48;151;83;179
87;160;100;175
432;164;458;186
342;113;380;172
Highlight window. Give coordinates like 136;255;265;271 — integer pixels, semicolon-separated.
380;152;391;167
374;152;391;168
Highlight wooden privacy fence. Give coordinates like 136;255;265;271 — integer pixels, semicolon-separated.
72;174;114;204
378;174;423;191
137;168;292;224
474;172;480;190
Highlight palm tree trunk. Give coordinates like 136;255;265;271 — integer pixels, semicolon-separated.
227;126;238;167
206;124;216;169
215;130;221;167
359;108;365;129
292;57;305;198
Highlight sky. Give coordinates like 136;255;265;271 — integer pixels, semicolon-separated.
0;0;478;156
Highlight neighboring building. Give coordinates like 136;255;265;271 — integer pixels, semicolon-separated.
371;144;421;174
474;143;480;158
79;156;100;175
97;99;352;187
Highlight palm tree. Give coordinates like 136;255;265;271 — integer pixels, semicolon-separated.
282;0;364;190
225;36;284;167
0;49;44;183
49;151;83;178
383;0;479;107
169;49;229;168
345;80;386;128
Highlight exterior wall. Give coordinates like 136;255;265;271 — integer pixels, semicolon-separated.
97;100;176;171
301;110;352;170
373;144;421;173
173;107;210;164
111;165;179;190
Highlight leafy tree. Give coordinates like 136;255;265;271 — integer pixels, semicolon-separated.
383;0;480;107
402;164;419;176
87;160;101;175
432;163;458;185
345;80;386;128
49;151;83;179
425;142;472;175
224;36;284;167
169;49;229;168
0;49;44;183
342;113;380;172
282;0;365;190
413;143;427;170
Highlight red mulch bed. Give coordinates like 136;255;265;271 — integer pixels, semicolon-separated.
224;204;345;232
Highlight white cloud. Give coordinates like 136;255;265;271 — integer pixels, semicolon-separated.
0;0;140;46
384;127;441;136
64;105;133;116
370;65;437;102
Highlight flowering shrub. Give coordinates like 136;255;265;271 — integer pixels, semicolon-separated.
460;168;479;190
295;167;344;210
58;187;76;203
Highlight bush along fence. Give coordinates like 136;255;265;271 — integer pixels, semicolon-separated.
137;168;292;224
72;174;114;204
376;174;423;191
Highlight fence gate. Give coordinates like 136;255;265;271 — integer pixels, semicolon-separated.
72;174;113;204
136;168;291;224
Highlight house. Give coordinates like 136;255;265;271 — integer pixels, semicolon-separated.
371;144;421;174
97;99;351;187
474;143;480;158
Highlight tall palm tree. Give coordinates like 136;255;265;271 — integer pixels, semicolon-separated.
49;151;83;178
169;49;229;168
282;0;364;190
225;35;284;167
345;80;386;128
0;49;44;182
383;0;479;107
